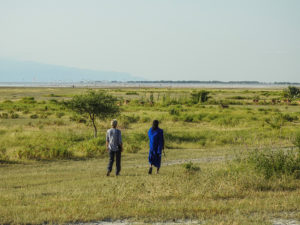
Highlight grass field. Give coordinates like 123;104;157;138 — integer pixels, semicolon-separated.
0;87;300;225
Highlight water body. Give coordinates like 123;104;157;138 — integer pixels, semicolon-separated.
0;82;295;89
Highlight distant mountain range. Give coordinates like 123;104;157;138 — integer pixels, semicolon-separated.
0;59;143;82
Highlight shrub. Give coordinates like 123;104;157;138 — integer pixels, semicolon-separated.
265;114;284;129
165;132;206;144
49;99;58;104
190;90;210;104
56;112;65;118
282;113;298;122
181;113;195;122
18;142;73;160
30;114;39;119
125;143;142;153
53;120;66;126
20;97;36;104
126;91;139;95
294;131;300;149
120;115;140;125
140;116;151;123
248;149;300;179
215;116;240;127
182;162;201;173
79;138;106;157
69;114;87;123
10;113;19;119
3;100;13;104
228;96;247;100
169;107;180;116
0;113;9;119
197;113;207;121
23;109;30;114
0;147;8;161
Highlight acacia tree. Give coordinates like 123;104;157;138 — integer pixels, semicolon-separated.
190;90;210;104
283;86;300;100
67;91;120;138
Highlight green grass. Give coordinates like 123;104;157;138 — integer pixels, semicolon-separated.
0;150;299;224
0;87;300;224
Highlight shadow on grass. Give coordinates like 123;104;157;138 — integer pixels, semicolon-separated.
0;159;22;165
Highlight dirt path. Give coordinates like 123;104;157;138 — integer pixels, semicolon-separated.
161;155;228;166
72;218;300;225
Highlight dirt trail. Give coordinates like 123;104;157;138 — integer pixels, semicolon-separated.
162;155;228;166
71;218;300;225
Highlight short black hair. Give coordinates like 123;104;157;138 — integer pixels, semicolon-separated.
152;120;159;129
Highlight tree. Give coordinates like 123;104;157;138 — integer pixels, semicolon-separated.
190;90;210;104
283;86;300;100
67;91;120;138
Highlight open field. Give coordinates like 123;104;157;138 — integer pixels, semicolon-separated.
0;87;300;224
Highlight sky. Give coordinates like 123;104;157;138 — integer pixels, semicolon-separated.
0;0;299;82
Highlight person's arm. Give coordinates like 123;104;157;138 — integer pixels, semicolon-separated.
119;130;123;152
106;131;109;151
162;130;165;150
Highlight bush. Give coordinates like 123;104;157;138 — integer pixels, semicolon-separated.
140;116;151;123
169;107;180;116
10;112;19;119
125;91;139;95
125;143;142;153
294;131;300;149
181;113;195;122
3;100;13;104
190;90;210;103
0;147;8;161
215;116;240;127
182;162;201;173
30;114;39;119
282;113;298;122
56;112;65;118
18;142;73;160
53;119;66;126
69;114;87;123
248;149;300;179
121;115;140;123
79;138;106;157
228;96;247;100
20;97;36;104
49;99;58;104
0;113;9;119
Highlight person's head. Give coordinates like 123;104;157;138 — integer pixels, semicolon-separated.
152;120;159;130
111;119;118;128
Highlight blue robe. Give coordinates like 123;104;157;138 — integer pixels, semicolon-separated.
148;127;164;168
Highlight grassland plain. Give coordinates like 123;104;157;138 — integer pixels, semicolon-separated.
0;87;300;225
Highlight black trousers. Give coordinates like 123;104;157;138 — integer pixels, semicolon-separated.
107;150;121;174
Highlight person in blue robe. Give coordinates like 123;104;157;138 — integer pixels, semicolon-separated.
148;120;164;174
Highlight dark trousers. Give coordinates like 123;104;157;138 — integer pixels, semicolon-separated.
107;150;121;174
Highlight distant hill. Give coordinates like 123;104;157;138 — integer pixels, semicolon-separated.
0;59;143;82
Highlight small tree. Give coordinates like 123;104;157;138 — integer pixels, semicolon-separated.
67;91;120;138
283;86;300;100
190;90;210;104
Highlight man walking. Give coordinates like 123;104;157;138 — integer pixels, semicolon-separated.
106;119;123;176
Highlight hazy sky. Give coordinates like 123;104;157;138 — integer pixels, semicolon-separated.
0;0;299;81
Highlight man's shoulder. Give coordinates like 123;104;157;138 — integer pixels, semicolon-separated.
107;128;113;133
107;128;121;133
